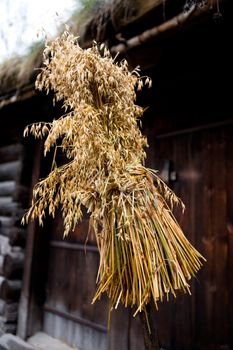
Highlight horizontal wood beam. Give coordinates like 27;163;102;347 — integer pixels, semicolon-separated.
0;144;23;164
0;235;11;255
0;161;22;182
43;304;107;333
9;228;27;247
3;251;25;279
0;227;26;246
0;181;16;197
0;298;18;322
0;216;14;227
0;299;18;315
0;277;22;301
1;323;17;333
0;183;28;203
0;205;23;217
49;240;98;253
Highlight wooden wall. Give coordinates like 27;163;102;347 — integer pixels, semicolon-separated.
41;211;145;350
0;95;55;338
152;123;233;350
0;143;27;334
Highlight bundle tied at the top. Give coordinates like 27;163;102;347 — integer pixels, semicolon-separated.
23;30;205;315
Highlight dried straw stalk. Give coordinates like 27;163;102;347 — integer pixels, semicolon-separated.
23;29;205;316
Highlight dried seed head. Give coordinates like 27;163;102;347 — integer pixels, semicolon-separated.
23;30;205;315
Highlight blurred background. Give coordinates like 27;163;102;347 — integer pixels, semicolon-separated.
0;1;232;349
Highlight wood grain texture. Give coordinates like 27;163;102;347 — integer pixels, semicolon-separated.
0;144;23;165
0;161;22;182
153;124;233;350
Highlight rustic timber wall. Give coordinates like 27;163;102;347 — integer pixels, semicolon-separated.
0;143;27;334
150;123;233;350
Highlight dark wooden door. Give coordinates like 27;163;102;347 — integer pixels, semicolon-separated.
152;122;233;350
42;211;109;350
41;208;145;350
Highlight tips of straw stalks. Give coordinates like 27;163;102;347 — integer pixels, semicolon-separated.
92;166;205;314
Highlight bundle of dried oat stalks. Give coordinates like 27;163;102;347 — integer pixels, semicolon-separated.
23;29;205;316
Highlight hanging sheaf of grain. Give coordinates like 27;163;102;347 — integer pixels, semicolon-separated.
23;28;205;315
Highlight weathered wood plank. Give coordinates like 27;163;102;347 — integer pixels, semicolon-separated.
0;161;22;181
0;181;16;197
43;313;107;350
50;211;93;244
108;306;130;350
0;299;6;314
49;240;98;253
0;322;17;334
191;131;207;349
226;127;233;347
130;311;146;350
45;246;108;327
9;228;27;247
0;255;3;275
0;299;18;315
3;250;25;279
153;127;226;350
0;226;26;241
12;185;28;203
0;216;14;227
43;305;107;332
172;134;193;350
0;302;18;322
0;203;21;216
211;129;228;348
0;144;23;164
0;197;22;215
0;197;13;206
0;220;26;245
0;277;22;301
17;141;44;339
0;235;11;256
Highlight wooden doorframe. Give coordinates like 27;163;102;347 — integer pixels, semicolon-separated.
17;141;44;339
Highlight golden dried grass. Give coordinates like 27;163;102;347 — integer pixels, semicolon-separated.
23;29;205;316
